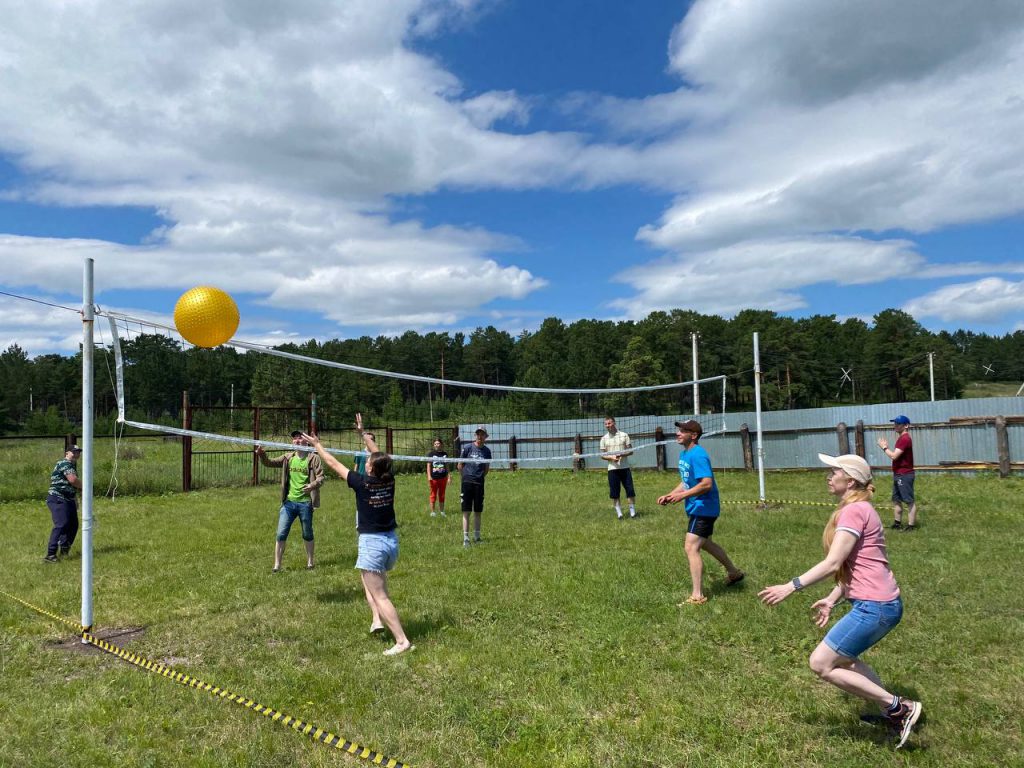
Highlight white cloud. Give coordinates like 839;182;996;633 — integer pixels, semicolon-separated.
583;1;1024;324
904;278;1024;323
0;297;83;355
0;0;558;351
611;236;923;317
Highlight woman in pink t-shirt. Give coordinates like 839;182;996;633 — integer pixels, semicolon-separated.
758;454;922;750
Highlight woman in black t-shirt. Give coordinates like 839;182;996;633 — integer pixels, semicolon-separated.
303;413;413;656
426;438;449;517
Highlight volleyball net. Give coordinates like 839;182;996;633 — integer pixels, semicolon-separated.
100;311;730;471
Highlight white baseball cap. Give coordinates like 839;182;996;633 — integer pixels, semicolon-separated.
818;453;872;485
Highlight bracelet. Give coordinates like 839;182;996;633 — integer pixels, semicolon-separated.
791;577;804;591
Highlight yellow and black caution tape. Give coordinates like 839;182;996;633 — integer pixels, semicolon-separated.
0;588;85;632
1;589;410;768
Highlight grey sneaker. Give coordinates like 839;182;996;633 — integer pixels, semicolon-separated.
890;521;903;530
43;554;58;563
463;538;471;548
890;699;922;749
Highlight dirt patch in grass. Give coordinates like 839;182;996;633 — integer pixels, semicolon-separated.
51;626;146;654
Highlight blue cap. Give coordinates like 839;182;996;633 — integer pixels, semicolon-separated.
890;415;911;425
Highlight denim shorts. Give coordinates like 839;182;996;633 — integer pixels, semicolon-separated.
276;500;314;542
824;597;903;658
355;531;399;573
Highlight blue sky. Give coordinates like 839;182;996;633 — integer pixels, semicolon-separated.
1;0;1024;357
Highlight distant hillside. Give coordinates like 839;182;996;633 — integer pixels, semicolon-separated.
962;381;1022;398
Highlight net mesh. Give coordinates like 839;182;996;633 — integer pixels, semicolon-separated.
100;311;729;472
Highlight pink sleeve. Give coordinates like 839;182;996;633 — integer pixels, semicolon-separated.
836;502;868;537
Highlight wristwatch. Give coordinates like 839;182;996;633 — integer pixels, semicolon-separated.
791;577;804;591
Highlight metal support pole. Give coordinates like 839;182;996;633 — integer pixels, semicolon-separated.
928;352;935;402
81;258;95;634
753;332;766;503
691;332;700;415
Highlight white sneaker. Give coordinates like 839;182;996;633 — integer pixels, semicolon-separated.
463;538;471;547
430;511;436;517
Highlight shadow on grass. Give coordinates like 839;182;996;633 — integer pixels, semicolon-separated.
402;611;456;642
316;586;364;604
824;702;928;751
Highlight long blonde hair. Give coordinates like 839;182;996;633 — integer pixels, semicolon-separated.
822;477;875;583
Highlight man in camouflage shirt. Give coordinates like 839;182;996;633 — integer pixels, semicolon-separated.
45;445;82;562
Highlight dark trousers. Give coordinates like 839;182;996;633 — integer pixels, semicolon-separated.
46;495;79;557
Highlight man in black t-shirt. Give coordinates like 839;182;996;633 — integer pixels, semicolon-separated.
458;427;492;546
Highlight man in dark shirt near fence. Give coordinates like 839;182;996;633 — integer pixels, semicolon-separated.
45;445;82;562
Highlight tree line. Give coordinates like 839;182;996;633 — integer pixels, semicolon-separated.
2;308;1022;435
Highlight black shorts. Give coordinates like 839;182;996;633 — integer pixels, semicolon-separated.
686;515;716;538
607;468;635;499
461;480;485;513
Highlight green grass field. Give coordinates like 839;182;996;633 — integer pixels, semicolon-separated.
961;381;1022;398
1;470;1022;767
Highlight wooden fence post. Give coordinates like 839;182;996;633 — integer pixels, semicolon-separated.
250;404;259;488
452;426;461;461
183;390;193;492
854;420;865;458
385;426;394;456
996;415;1010;478
655;426;667;471
573;433;585;472
740;423;753;470
509;434;518;471
837;422;850;455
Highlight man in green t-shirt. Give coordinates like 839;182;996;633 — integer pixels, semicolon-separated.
44;445;83;562
256;431;325;572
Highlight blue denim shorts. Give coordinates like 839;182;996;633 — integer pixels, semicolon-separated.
824;597;903;658
276;500;314;542
355;531;399;573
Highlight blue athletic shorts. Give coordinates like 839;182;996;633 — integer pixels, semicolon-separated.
824;597;903;658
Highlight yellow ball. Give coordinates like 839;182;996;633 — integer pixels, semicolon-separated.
173;286;239;348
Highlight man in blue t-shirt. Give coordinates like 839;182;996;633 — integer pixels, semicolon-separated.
458;427;492;547
657;420;744;605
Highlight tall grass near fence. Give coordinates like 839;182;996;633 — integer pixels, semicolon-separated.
1;471;1022;767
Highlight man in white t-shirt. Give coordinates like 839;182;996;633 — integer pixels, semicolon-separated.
599;417;636;519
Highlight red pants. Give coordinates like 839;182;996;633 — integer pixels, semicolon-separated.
429;477;447;504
